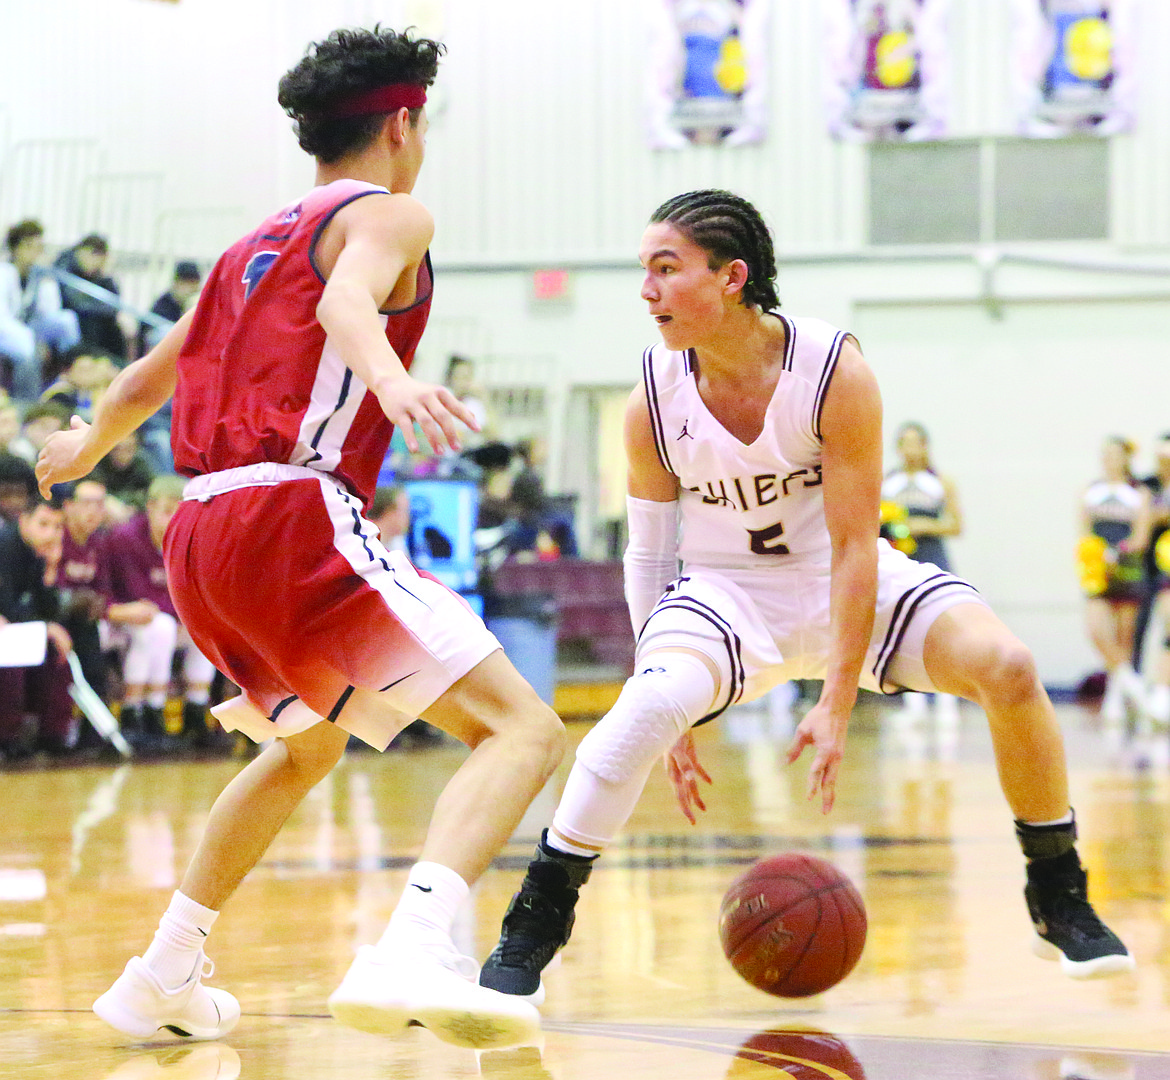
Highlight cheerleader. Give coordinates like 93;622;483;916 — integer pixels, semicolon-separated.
881;422;963;724
1080;436;1145;724
1133;435;1170;727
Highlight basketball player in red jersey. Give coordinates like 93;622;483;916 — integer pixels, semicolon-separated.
37;28;562;1050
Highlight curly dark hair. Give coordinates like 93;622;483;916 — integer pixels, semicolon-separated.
649;190;780;312
278;26;444;164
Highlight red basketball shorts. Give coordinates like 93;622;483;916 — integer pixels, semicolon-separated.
164;466;499;722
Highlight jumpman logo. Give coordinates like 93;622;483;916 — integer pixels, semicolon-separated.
677;419;694;440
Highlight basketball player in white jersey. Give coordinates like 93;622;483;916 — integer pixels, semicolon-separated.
479;190;1133;1001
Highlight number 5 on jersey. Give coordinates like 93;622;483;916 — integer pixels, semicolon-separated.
748;520;789;555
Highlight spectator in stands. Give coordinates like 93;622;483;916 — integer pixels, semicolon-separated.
55;234;129;360
0;219;81;400
0;451;36;524
369;484;411;554
0;493;75;758
93;431;155;519
6;400;71;465
500;437;578;560
108;476;217;749
132;262;201;470
57;478;113;704
136;261;202;356
0;400;20;457
58;478;163;711
444;354;496;447
40;345;118;420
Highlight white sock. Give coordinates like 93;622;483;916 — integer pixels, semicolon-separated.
142;890;219;989
379;861;469;952
147;690;167;710
546;827;604;860
1025;810;1074;828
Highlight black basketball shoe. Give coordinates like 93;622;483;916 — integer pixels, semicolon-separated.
479;832;595;1002
1025;850;1134;978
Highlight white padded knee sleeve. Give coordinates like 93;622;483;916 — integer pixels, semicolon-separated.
553;759;656;852
574;652;717;785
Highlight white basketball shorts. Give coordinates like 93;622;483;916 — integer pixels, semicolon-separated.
637;540;986;723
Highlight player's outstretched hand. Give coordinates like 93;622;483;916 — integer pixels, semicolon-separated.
35;416;98;497
665;730;713;824
374;374;479;455
785;701;847;815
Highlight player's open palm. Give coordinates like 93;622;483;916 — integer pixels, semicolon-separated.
786;701;848;815
665;730;713;824
35;416;97;497
374;374;478;455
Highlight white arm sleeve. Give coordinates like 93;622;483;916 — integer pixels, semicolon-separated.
623;495;680;637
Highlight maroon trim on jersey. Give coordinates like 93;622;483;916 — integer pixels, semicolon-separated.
383;250;433;315
311;195;435;315
307;188;395;286
307;190;434;316
319;83;427;119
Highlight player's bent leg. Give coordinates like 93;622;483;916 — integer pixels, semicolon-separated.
480;649;720;1001
922;603;1134;978
182;720;351;910
93;718;351;1041
330;649;561;1049
415;648;566;885
922;603;1066;821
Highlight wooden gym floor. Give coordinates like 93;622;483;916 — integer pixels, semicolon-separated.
1;696;1168;1079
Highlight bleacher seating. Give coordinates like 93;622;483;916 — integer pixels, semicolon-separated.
490;558;634;673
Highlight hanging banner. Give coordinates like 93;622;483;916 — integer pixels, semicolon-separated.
822;0;951;142
1012;0;1136;136
646;0;770;149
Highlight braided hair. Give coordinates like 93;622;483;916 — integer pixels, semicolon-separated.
649;190;779;311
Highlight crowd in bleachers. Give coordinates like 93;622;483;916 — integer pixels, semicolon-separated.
0;219;594;764
0;216;218;763
0;459;236;762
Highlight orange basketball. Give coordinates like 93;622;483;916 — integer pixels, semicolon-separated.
719;853;867;998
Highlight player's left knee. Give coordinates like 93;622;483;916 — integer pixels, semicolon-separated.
976;640;1039;706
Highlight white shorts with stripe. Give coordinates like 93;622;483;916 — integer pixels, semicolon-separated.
637;540;986;724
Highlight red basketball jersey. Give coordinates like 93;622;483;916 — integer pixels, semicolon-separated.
170;179;433;507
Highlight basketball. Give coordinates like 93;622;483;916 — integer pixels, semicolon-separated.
719;853;867;998
728;1028;867;1080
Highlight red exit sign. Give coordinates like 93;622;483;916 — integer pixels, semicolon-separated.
532;269;572;302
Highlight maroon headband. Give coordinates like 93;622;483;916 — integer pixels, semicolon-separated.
320;83;427;120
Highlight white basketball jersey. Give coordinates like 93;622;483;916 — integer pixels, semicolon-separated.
642;314;849;571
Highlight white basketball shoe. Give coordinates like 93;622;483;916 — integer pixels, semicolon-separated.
102;1044;241;1080
93;953;240;1040
328;942;541;1050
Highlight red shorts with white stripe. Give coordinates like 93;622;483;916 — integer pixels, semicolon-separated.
164;468;500;722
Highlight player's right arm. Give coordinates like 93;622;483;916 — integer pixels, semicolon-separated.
625;382;712;821
315;192;476;455
623;380;681;635
35;310;192;497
